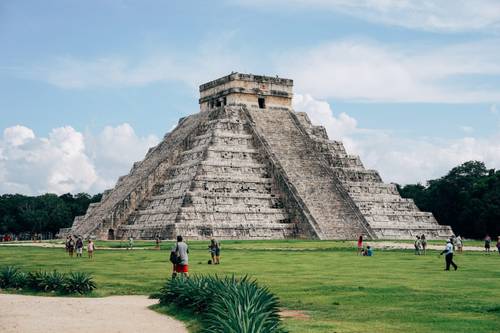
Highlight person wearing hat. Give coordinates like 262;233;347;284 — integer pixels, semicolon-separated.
440;239;458;271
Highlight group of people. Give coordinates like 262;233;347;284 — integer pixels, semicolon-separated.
65;236;95;258
168;236;222;279
356;236;374;256
413;235;428;255
484;234;500;254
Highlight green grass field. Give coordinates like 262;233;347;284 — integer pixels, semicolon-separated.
1;240;499;333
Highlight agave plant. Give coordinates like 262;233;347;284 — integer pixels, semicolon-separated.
156;274;286;333
0;266;20;289
64;272;96;294
26;270;48;291
41;270;67;292
11;271;28;289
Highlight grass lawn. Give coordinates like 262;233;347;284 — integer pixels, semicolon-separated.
1;240;499;333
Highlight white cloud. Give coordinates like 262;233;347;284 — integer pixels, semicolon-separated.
0;124;159;195
3;125;35;146
294;94;500;184
279;39;500;103
238;0;500;32
34;32;249;90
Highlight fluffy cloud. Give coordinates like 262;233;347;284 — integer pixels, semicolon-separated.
295;95;500;184
239;0;500;32
0;124;159;195
279;39;500;103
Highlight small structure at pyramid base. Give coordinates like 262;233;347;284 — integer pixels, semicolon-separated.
60;73;453;240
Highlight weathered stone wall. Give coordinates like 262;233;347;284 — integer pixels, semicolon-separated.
62;73;453;241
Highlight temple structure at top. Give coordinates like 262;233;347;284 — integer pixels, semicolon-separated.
199;73;293;112
59;72;453;241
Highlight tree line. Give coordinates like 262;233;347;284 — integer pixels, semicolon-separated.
0;193;102;236
397;161;500;239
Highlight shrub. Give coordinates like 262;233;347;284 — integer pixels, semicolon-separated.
26;270;48;291
0;266;20;288
64;271;96;294
11;271;28;289
40;270;67;292
157;275;286;333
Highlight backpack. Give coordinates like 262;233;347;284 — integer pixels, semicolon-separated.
169;244;181;264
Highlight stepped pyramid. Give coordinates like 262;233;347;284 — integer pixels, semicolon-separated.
60;73;453;240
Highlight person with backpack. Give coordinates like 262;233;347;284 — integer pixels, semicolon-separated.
170;235;189;278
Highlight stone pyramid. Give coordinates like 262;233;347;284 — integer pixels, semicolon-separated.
61;73;453;240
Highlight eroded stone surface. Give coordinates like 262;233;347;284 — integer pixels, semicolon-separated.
60;73;452;240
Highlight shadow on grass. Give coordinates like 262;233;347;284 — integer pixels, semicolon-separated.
149;303;203;333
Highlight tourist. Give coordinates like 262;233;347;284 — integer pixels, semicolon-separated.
366;245;373;256
496;236;500;255
75;237;84;258
414;236;421;255
455;235;463;254
65;236;70;253
128;236;134;250
87;240;95;259
484;235;491;254
357;235;363;255
171;235;189;278
208;239;221;264
68;236;75;257
155;235;161;250
440;239;458;271
421;234;427;255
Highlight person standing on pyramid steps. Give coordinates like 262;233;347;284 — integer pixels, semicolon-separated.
357;235;363;255
440;239;458;271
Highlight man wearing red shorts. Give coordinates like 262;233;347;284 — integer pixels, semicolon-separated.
171;235;189;278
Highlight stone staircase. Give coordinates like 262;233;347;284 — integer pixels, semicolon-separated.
292;111;452;239
245;106;374;239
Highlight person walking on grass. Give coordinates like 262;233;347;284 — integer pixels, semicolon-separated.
75;237;83;258
496;236;500;255
87;239;95;259
421;234;427;255
440;239;458;271
414;236;422;255
127;236;134;250
484;235;491;254
357;235;363;255
171;235;189;278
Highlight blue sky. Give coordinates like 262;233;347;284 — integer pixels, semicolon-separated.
1;0;500;194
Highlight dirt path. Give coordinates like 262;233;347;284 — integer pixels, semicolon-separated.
0;294;187;333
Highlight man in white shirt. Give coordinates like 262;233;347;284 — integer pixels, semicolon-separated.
440;239;458;271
